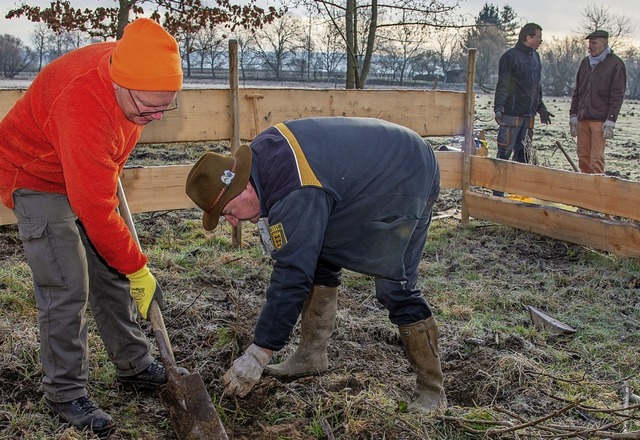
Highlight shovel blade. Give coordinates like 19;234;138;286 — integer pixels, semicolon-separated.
160;373;228;440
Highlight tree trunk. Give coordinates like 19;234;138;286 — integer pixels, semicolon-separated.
359;0;377;89
345;0;358;89
116;0;132;40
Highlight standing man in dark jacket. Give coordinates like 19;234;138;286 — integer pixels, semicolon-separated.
494;23;553;167
570;30;626;174
186;117;446;414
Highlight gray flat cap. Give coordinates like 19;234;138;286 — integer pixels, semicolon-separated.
586;30;609;39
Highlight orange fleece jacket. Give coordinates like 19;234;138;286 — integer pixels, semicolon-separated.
0;42;146;275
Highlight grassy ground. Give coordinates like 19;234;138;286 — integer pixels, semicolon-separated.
1;94;639;439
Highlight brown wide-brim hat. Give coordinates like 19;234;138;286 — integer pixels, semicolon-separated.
185;145;252;231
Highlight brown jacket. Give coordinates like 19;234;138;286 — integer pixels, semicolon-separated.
570;52;626;122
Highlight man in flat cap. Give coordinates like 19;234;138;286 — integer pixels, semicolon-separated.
570;29;626;174
186;117;447;414
0;18;183;435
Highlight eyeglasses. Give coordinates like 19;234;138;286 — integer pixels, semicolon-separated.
127;89;179;117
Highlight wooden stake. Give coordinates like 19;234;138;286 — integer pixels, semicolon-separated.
461;48;477;225
229;39;242;247
245;93;264;138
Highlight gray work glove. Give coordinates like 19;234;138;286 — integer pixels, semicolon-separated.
539;108;554;125
222;343;272;397
494;110;503;125
603;120;615;140
569;115;579;137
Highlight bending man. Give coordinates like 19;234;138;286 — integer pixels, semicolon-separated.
0;19;182;436
186;117;446;413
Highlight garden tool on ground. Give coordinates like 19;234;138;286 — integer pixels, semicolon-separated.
117;178;228;440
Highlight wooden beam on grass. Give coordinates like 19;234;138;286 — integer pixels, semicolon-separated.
469;156;640;222
464;191;640;257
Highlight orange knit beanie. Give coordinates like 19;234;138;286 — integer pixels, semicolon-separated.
109;18;183;91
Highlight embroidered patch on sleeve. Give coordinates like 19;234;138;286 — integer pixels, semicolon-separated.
269;223;288;250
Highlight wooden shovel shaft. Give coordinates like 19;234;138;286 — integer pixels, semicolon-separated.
117;178;229;440
116;179;181;378
149;301;184;384
555;141;579;172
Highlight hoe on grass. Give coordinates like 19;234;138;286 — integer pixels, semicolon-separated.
117;178;228;440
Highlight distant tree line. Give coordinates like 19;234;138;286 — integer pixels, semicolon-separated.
2;1;639;98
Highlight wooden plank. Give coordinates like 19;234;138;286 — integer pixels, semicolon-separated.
469;156;640;221
1;153;462;226
0;88;466;144
0;165;195;226
435;151;463;189
233;88;466;138
0;208;16;225
3;158;640;259
139;88;231;143
117;165;196;214
465;191;640;257
0;89;26;119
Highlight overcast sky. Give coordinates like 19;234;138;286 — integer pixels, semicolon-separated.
1;0;638;46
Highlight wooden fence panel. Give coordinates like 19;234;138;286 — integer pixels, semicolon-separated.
2;88;640;257
0;88;466;142
468;155;640;222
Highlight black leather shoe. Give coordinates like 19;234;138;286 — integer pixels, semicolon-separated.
118;360;189;391
45;395;114;437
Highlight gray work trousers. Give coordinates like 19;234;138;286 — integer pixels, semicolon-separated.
12;189;153;403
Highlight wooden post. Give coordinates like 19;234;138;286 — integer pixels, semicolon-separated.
245;93;264;138
461;48;477;225
229;39;242;247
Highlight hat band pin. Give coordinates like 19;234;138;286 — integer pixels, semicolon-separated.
205;159;237;213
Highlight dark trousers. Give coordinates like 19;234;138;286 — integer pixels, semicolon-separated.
314;175;440;326
496;115;535;163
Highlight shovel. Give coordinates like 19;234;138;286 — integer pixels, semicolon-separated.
117;178;228;440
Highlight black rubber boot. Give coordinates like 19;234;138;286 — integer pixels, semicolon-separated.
118;359;189;391
45;395;115;437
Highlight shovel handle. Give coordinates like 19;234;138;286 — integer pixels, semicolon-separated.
117;178;182;384
149;300;183;384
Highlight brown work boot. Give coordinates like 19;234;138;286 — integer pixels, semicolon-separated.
264;285;338;379
399;317;447;413
45;395;115;437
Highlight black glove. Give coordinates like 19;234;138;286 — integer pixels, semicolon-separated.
539;109;554;125
494;110;503;125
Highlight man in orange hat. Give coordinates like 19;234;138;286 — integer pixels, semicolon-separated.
186;117;447;415
0;18;182;436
